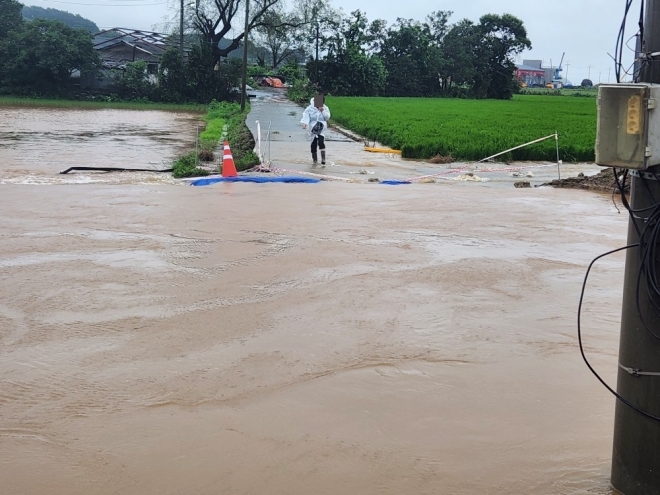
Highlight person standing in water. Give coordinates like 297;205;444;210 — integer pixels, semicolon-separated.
301;95;331;165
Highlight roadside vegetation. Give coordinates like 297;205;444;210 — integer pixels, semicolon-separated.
0;96;207;112
519;88;598;98
328;95;596;162
172;101;259;178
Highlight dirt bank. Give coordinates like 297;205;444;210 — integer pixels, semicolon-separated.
540;168;625;193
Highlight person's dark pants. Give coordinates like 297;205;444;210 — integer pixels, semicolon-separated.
311;135;325;153
311;135;326;163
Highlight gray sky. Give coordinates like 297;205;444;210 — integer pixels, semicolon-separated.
24;0;639;85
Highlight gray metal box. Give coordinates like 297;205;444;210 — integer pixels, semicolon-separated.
596;83;660;169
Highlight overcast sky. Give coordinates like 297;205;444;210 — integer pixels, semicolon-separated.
23;0;639;85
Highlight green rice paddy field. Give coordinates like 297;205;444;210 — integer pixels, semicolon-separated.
327;95;597;162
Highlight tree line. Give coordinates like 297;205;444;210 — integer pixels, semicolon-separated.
22;5;99;32
0;0;532;101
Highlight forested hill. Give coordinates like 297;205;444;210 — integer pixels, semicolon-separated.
22;5;99;32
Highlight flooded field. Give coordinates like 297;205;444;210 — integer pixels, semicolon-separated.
0;102;627;494
0;106;200;184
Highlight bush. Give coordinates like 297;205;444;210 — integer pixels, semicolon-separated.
114;60;154;100
172;152;209;178
171;100;259;177
287;77;317;105
235;151;260;170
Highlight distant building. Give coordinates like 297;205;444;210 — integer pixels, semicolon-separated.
93;29;176;70
80;28;180;89
80;28;257;90
519;59;575;88
516;61;546;87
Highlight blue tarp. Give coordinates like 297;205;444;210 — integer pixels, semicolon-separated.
190;176;320;186
380;180;412;185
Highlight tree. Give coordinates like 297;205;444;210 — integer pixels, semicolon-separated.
252;7;305;68
478;13;531;99
185;41;242;102
115;60;152;99
377;18;444;96
442;19;480;95
294;0;341;83
426;10;452;44
0;0;23;38
157;41;242;103
581;78;593;88
316;10;387;96
194;0;290;65
22;5;99;32
158;49;188;102
0;19;100;94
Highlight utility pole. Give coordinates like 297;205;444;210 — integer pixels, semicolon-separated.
179;0;184;58
588;65;592;80
240;0;250;112
315;22;320;84
565;63;569;83
611;0;660;493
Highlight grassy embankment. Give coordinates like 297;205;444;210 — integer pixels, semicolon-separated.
172;101;259;178
327;94;597;162
0;96;207;112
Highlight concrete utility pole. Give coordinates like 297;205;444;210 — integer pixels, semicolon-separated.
240;0;250;112
611;0;660;493
588;65;592;80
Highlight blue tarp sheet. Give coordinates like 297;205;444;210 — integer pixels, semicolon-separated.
190;176;320;186
380;180;412;185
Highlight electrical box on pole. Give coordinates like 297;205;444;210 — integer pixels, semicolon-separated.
605;1;660;493
596;83;660;169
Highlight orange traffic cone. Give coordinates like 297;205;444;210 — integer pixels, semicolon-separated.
222;141;238;177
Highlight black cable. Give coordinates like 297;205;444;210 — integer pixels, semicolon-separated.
615;0;635;82
612;169;643;238
636;201;660;332
580;0;660;423
636;0;646;82
578;243;660;422
610;169;660;341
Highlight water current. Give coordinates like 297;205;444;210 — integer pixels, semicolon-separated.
0;105;625;494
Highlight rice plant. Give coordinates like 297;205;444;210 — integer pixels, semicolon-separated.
327;95;597;162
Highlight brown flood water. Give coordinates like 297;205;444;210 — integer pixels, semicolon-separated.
0;172;626;494
0;106;199;184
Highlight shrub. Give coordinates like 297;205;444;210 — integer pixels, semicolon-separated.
172;152;209;178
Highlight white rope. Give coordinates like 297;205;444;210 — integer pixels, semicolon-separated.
476;133;558;163
406;133;560;182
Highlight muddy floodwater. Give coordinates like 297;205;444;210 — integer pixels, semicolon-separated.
0;105;625;494
0;106;199;184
